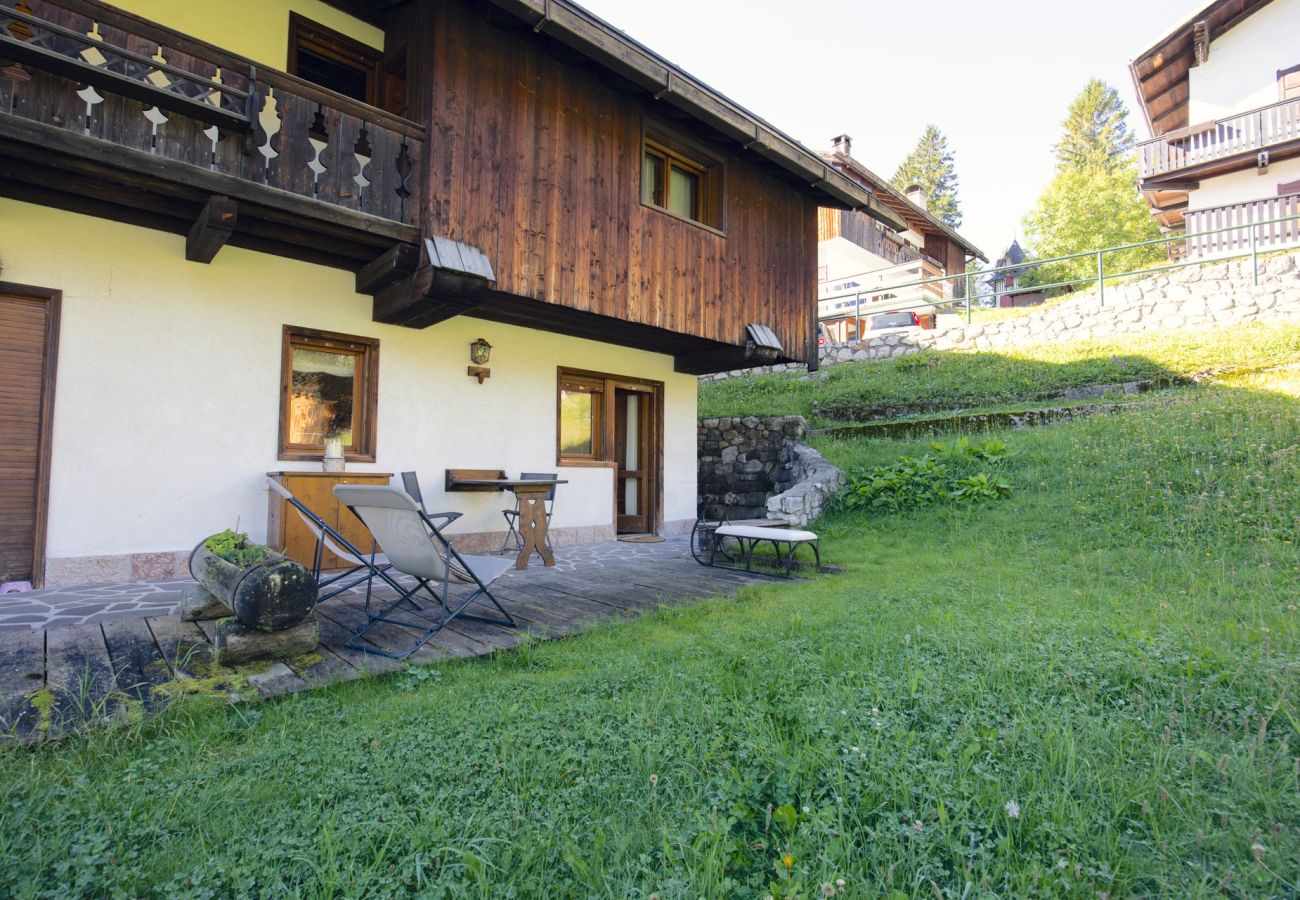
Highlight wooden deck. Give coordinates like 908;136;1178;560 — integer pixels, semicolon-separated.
0;548;770;743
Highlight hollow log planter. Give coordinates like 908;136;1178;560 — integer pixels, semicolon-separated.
188;539;320;666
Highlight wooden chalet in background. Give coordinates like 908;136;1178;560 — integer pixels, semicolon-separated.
813;134;984;340
0;0;897;587
1130;0;1300;257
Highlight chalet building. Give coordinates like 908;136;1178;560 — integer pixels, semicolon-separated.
1131;0;1300;258
981;240;1045;308
814;135;984;341
0;0;894;587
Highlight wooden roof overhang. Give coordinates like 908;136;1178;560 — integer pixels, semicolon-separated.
1129;0;1274;137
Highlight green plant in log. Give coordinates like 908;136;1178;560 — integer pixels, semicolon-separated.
202;529;268;569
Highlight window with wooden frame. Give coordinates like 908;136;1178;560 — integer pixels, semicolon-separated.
640;130;724;231
288;13;382;106
279;326;379;462
557;372;604;461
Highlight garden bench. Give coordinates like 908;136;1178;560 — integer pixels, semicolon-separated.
690;519;820;577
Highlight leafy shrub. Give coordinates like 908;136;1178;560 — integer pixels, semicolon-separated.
203;529;269;568
838;438;1013;512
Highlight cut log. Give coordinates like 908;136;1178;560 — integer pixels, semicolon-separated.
214;613;321;667
178;583;233;622
189;541;317;632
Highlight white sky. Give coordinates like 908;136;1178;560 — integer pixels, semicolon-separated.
578;0;1192;260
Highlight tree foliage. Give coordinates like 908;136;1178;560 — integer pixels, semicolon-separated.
1022;80;1161;287
891;125;962;229
1054;79;1135;172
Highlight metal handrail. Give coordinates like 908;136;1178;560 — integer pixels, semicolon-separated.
818;211;1300;330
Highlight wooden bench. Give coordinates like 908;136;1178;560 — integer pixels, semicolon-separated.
690;519;820;577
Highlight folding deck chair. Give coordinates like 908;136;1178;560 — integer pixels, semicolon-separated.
333;484;516;659
267;477;413;604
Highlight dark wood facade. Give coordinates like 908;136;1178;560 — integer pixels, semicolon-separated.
409;0;818;371
0;0;830;373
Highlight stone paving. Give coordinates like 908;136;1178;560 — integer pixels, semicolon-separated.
0;537;694;631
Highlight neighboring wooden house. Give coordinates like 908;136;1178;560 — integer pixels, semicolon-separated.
1131;0;1300;257
0;0;891;587
815;135;984;341
981;240;1045;308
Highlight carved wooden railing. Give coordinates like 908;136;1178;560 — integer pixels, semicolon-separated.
0;0;421;225
1184;193;1300;258
1138;97;1300;180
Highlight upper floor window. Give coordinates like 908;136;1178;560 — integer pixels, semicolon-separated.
279;326;379;461
1279;64;1300;101
288;14;381;106
640;130;723;232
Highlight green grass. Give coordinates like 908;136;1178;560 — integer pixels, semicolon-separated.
3;356;1299;897
701;322;1300;424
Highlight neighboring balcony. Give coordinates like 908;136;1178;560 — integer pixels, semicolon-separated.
1138;97;1300;182
0;0;422;270
1184;193;1300;259
832;208;925;267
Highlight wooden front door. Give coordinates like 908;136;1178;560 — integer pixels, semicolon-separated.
614;385;656;534
0;285;60;587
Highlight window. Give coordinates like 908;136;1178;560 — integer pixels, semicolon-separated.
279;326;379;461
1279;64;1300;101
640;133;723;230
557;373;603;460
288;14;381;106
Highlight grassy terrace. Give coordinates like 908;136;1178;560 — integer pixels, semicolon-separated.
2;327;1299;897
700;322;1300;425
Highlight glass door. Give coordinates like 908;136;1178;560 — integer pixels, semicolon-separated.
614;386;655;534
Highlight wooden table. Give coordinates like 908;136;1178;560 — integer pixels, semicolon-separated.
444;474;568;569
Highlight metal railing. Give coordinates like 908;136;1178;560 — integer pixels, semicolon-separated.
1137;97;1300;179
817;211;1300;333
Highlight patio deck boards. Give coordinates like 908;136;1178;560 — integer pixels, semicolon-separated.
0;543;770;743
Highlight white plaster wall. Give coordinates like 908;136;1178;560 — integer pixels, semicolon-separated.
1188;0;1300;122
0;200;698;560
1188;156;1300;210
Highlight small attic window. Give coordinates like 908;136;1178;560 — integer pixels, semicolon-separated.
640;125;725;233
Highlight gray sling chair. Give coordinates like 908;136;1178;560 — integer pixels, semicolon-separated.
333;484;516;659
499;472;558;554
265;477;413;604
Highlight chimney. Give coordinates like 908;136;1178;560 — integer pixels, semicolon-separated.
831;134;852;158
905;184;927;210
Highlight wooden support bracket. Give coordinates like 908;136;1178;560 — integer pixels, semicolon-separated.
355;242;419;294
185;195;238;264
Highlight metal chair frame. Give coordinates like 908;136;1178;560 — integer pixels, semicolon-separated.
336;486;516;660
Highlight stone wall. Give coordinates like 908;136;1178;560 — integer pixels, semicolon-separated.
702;251;1300;380
697;416;842;526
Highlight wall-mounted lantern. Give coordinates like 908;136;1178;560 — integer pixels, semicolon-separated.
468;337;492;384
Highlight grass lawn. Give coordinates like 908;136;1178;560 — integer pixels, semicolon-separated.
2;342;1298;897
700;322;1300;424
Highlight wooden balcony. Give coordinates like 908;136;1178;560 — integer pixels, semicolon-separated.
0;0;422;270
835;208;924;266
1183;193;1300;259
1138;97;1300;182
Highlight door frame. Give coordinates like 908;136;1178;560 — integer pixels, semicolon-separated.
0;282;62;587
555;367;664;535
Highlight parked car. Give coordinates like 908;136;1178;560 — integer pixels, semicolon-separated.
869;311;919;331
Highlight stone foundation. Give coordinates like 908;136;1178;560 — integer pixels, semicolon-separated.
41;522;630;588
698;416;841;526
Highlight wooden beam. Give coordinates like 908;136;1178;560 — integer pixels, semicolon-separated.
185;195;238;263
372;264;489;328
355;243;419;294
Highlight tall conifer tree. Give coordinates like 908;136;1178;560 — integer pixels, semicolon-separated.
891;125;962;229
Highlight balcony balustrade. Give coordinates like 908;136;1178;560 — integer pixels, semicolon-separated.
1138;97;1300;181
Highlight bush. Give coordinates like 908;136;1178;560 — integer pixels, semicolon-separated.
838;438;1012;513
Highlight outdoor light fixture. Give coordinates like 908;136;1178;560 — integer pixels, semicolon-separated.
468;337;492;383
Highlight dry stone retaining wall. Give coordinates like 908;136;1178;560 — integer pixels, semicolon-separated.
701;252;1300;381
697;416;842;526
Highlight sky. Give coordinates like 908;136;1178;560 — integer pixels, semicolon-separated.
577;0;1193;260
